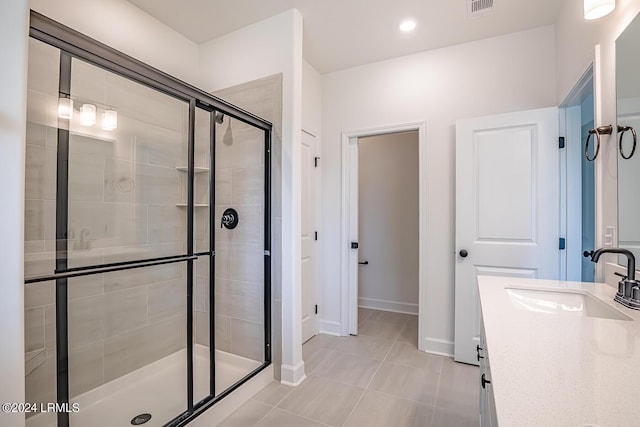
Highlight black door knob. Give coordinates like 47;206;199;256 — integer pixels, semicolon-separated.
459;249;468;258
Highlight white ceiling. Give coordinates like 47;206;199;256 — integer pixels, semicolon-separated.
127;0;566;74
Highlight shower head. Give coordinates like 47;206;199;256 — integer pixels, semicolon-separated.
223;119;233;145
215;112;224;124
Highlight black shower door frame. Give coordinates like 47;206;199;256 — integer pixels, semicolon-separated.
25;10;272;427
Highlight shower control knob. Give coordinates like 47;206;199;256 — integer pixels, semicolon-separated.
459;249;468;258
221;208;239;230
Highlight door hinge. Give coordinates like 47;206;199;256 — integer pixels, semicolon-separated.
559;137;565;149
559;238;566;250
314;231;318;241
314;156;320;167
315;304;318;314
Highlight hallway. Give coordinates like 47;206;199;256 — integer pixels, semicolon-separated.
219;309;479;426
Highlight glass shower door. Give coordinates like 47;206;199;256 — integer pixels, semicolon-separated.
211;114;267;394
192;107;270;401
193;106;213;403
24;37;60;427
64;56;190;427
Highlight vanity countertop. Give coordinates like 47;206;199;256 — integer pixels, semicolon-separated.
478;276;640;427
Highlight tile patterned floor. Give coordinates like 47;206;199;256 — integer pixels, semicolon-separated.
219;308;479;427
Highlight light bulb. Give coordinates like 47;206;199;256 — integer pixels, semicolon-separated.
80;104;96;126
57;97;73;120
102;109;118;131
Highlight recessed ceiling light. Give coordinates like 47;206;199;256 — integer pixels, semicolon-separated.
399;20;416;32
584;0;615;20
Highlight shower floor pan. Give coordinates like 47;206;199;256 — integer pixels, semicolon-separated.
27;345;261;427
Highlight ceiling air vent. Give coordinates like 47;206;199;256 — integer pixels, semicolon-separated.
468;0;494;18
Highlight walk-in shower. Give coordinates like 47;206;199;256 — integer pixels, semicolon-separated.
24;11;271;427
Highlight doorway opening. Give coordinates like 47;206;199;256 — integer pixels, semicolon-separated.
358;131;419;312
560;64;596;282
341;122;426;350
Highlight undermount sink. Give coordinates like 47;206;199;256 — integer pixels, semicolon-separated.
505;287;633;321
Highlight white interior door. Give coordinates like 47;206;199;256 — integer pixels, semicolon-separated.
301;130;318;343
455;107;560;365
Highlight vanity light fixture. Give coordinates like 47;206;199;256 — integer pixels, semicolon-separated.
399;19;416;32
80;103;96;126
57;97;73;120
101;109;118;131
584;0;615;20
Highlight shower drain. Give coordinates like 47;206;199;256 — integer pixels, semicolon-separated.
131;413;152;425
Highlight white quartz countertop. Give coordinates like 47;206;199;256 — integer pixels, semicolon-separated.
478;276;640;427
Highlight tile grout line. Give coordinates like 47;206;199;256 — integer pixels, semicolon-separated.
250;404;276;427
361;387;437;408
358;307;373;324
267;406;333;427
252;383;295;408
249;382;310;426
430;356;446;427
340;315;409;426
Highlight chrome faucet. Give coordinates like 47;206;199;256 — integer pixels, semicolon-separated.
584;248;640;310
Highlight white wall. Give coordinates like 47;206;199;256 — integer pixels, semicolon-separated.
556;0;640;283
199;11;300;93
0;1;28;426
358;132;419;314
199;10;306;386
29;0;199;84
302;59;322;136
321;26;557;354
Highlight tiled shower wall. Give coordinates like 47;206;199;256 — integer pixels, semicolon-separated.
24;39;190;407
195;75;283;375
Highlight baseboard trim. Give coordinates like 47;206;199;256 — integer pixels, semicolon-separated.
422;337;454;357
280;360;306;386
358;297;418;315
318;320;342;336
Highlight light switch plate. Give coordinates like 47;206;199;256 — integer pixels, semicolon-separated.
604;226;616;248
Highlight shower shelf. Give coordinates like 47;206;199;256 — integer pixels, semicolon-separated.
175;166;209;173
175;167;210;207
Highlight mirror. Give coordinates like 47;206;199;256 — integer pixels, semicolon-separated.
616;13;640;265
